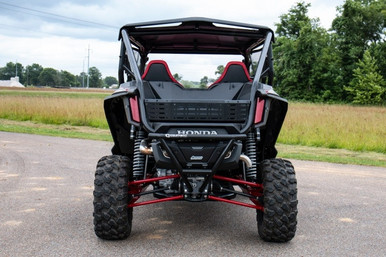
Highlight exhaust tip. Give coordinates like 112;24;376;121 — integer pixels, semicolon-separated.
139;140;153;155
240;154;252;168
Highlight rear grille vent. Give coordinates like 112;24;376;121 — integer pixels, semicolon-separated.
145;100;250;122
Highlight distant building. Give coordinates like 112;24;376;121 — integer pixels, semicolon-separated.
0;77;25;88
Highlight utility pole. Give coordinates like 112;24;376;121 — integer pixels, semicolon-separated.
82;57;85;88
86;45;90;88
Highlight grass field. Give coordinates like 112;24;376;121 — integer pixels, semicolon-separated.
0;88;109;128
280;102;385;153
0;87;385;166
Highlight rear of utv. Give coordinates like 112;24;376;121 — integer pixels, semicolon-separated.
93;17;298;242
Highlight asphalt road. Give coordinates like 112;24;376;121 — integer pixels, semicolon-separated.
0;131;385;257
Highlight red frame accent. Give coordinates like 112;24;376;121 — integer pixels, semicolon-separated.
129;195;184;208
209;61;252;87
141;60;180;84
208;196;264;211
129;96;140;122
127;174;264;211
254;97;265;124
213;175;264;211
129;174;181;185
128;175;183;207
212;175;263;189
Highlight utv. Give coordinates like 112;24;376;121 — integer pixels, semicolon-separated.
93;17;297;242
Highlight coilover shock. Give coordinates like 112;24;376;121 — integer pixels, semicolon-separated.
245;132;257;181
132;130;145;179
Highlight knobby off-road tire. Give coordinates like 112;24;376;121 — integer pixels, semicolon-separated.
93;155;133;240
257;158;298;242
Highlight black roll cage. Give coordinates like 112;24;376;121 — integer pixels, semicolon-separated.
117;17;275;133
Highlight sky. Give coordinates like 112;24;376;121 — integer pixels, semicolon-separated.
0;0;345;81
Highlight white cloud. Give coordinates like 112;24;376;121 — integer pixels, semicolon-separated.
0;0;345;80
0;34;119;77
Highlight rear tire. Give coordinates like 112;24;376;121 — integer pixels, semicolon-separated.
257;158;298;242
93;155;133;240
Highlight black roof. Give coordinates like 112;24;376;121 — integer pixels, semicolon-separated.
119;17;274;55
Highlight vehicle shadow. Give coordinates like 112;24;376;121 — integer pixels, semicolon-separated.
129;196;263;244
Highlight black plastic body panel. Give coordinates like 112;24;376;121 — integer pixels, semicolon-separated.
104;82;287;161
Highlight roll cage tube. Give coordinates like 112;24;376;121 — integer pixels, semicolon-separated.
121;29;156;131
252;31;273;89
121;30;143;83
120;27;274;133
240;31;273;134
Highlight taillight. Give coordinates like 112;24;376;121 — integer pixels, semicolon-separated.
129;96;140;122
254;98;265;124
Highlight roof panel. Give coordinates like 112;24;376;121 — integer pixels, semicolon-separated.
119;17;273;55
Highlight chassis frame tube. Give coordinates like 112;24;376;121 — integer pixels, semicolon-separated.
212;175;263;189
127;174;264;210
129;195;184;207
128;174;180;185
208;195;264;211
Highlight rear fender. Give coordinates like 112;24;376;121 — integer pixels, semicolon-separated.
255;93;288;159
104;83;139;155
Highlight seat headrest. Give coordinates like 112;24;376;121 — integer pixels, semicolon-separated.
142;60;179;83
210;61;252;86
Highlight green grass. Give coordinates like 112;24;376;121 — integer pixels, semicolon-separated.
278;102;386;153
0;91;108;129
0;87;385;166
276;144;385;167
1;119;384;167
0;89;110;99
0;119;112;141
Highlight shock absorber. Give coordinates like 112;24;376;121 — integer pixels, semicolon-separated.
245;132;257;181
132;130;145;179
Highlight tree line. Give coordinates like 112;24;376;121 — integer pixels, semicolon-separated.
1;0;384;105
177;0;385;105
273;0;385;105
0;62;118;88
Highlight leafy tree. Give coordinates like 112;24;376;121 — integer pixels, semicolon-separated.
200;76;209;88
88;66;103;88
76;72;87;87
57;70;79;87
273;0;385;103
180;80;196;88
0;62;25;83
38;68;58;86
276;2;311;39
104;76;118;87
274;2;335;101
331;0;386;92
345;50;385;105
173;73;182;82
215;65;224;77
25;63;43;86
315;40;344;102
369;38;386;79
